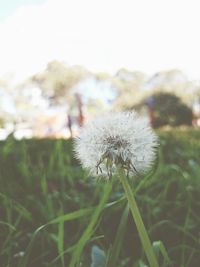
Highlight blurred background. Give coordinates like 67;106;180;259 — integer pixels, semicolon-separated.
0;0;200;138
0;1;200;267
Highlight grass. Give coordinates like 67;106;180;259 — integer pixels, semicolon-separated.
0;128;200;267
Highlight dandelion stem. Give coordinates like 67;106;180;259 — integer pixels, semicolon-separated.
118;168;159;267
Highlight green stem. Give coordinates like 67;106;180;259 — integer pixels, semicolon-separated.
118;168;159;267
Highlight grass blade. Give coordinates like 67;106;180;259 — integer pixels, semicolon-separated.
57;206;65;267
69;181;112;267
152;241;172;266
107;203;129;267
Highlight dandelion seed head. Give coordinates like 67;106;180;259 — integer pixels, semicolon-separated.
74;111;158;178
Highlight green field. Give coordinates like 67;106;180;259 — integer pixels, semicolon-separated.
0;129;200;267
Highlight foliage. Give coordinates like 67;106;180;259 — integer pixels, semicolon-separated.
0;129;200;266
113;69;200;110
113;69;148;110
150;92;193;127
32;60;89;103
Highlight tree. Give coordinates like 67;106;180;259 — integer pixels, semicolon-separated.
113;69;148;109
32;61;90;104
149;92;193;127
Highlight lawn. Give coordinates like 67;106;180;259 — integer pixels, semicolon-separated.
0;128;200;267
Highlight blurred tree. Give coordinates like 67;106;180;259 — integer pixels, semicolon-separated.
113;69;200;111
0;80;16;127
145;69;200;105
149;92;193;127
32;60;90;104
112;69;148;110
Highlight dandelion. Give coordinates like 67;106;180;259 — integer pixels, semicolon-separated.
74;111;160;267
74;111;158;178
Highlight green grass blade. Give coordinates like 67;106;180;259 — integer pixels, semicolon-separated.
69;181;112;267
0;221;16;231
152;241;172;266
49;207;92;224
119;168;159;267
19;207;93;267
57;206;65;267
107;203;129;267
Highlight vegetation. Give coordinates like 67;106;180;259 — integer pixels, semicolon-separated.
0;129;200;267
32;61;90;104
150;93;193;127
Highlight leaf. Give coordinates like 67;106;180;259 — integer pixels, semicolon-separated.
153;240;172;265
91;245;106;267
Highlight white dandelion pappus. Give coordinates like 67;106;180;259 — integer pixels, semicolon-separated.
74;111;158;178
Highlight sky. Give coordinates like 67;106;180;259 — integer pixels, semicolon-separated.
0;0;200;83
0;0;45;20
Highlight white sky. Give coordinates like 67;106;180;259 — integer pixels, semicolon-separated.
0;0;200;82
